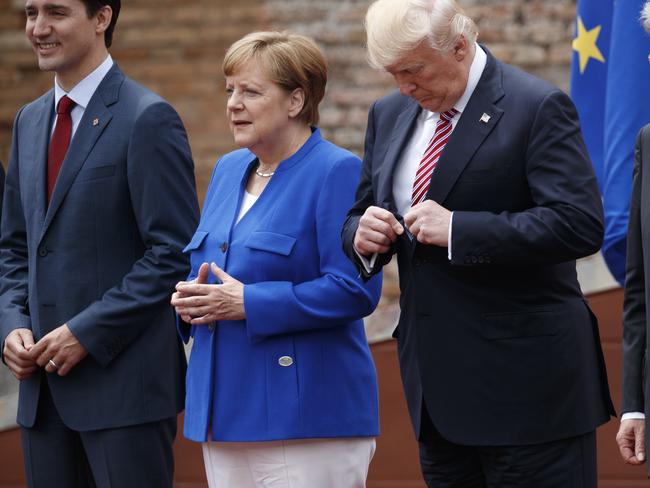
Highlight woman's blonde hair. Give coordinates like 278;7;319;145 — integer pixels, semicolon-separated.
223;31;327;125
365;0;478;69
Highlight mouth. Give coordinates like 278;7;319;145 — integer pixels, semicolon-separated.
232;121;251;127
36;42;60;53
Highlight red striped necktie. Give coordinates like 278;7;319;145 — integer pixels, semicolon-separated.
411;108;458;206
47;95;76;203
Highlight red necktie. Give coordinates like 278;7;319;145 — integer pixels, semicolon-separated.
47;95;76;203
411;108;458;206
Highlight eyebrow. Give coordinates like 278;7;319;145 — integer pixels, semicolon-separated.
25;3;72;11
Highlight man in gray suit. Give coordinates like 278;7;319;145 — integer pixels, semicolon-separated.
617;1;650;472
0;0;199;486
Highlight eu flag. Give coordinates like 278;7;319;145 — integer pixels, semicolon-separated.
571;0;650;285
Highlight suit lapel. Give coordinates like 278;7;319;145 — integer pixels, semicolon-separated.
426;50;505;204
378;100;421;213
41;66;122;238
30;92;55;230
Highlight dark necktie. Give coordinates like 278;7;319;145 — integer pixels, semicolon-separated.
411;108;458;206
47;95;76;202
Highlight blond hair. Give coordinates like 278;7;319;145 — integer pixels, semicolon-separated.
365;0;478;69
223;31;327;125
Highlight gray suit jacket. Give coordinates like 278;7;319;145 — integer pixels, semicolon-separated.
0;64;200;430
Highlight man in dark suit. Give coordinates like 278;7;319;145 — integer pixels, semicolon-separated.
342;0;614;485
616;1;650;471
0;1;199;486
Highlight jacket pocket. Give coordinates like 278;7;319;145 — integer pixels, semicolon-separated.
183;230;208;253
481;310;559;340
245;231;296;256
77;164;116;181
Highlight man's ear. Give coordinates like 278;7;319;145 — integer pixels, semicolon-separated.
288;88;306;118
453;35;468;61
95;5;113;37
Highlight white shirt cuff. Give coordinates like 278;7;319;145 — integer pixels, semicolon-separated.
354;247;378;274
447;211;453;260
622;412;646;421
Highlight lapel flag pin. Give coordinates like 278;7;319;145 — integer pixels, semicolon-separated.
480;113;491;124
92;118;99;126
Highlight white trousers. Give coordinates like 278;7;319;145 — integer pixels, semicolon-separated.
202;437;376;488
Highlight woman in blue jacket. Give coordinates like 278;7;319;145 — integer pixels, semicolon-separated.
171;31;382;487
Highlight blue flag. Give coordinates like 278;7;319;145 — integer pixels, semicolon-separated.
571;0;650;285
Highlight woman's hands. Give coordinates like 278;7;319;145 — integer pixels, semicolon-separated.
171;263;246;324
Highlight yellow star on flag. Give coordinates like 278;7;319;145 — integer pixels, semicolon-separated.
572;16;606;74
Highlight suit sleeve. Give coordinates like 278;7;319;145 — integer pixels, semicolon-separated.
67;102;200;367
451;89;604;265
244;155;382;342
342;102;396;279
621;126;649;414
0;107;33;350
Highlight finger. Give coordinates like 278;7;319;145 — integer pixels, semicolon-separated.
28;340;47;362
364;210;402;238
176;283;218;296
18;329;35;349
177;305;214;318
210;263;231;283
196;263;210;284
190;315;216;325
180;313;193;323
635;425;646;462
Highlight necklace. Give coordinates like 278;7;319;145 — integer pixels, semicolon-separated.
255;165;275;178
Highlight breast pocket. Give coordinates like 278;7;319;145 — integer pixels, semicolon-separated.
183;230;209;253
244;231;296;256
77;164;116;181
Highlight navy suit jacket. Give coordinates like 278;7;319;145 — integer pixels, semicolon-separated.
342;49;614;445
0;64;200;430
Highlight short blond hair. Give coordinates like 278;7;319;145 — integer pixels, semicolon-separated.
642;1;650;34
223;31;327;125
365;0;478;69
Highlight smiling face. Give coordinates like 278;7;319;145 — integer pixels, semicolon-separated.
386;37;473;113
225;60;304;159
25;0;110;89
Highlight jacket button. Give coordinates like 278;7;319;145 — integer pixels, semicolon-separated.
464;257;471;264
38;247;48;257
278;356;293;367
208;323;215;332
478;256;484;264
220;242;228;253
471;256;478;264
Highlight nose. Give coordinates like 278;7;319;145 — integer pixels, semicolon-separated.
226;91;243;112
29;14;51;37
394;74;416;96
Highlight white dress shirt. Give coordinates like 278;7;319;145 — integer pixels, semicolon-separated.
52;55;114;138
358;44;487;272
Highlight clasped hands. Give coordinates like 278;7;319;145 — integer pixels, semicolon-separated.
353;200;451;257
171;262;245;324
3;324;88;380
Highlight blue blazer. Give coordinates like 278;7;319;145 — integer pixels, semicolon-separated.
0;64;199;430
181;129;382;442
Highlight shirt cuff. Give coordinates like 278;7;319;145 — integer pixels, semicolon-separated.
622;412;646;421
447;211;453;260
354;247;378;274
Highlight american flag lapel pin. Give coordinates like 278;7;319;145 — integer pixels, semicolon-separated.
480;113;491;124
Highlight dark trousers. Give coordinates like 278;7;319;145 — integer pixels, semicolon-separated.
419;405;597;488
21;378;177;488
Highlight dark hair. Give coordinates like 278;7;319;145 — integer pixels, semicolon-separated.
81;0;121;48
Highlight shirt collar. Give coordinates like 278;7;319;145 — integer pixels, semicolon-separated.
54;55;114;111
421;44;487;122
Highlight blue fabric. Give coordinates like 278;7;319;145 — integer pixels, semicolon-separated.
571;0;650;284
181;129;382;442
